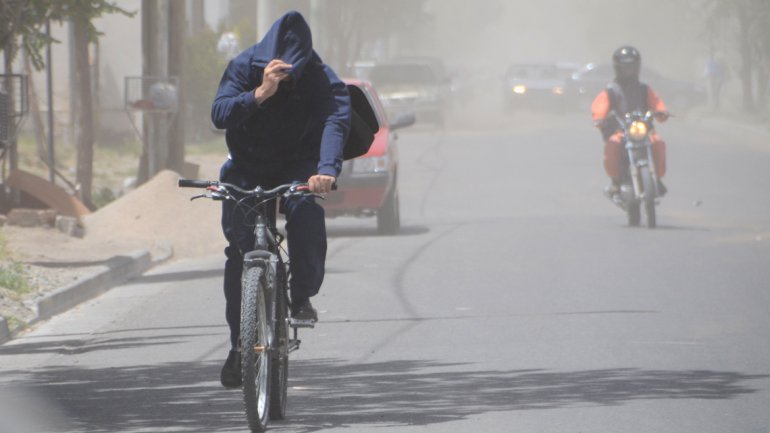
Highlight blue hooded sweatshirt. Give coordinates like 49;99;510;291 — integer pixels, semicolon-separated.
211;11;351;178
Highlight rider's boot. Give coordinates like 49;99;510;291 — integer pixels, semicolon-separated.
603;178;621;200
291;298;318;322
220;349;242;388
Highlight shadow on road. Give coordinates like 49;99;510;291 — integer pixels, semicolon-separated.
1;358;766;432
326;224;430;238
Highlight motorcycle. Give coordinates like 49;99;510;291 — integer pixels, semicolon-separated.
604;110;667;228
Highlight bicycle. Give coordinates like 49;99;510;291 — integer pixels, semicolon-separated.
179;179;320;432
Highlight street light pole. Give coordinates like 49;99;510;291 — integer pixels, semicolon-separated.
45;19;55;184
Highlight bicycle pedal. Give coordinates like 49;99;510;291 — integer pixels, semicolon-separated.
289;318;316;329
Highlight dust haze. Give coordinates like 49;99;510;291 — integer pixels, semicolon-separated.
319;0;711;126
421;0;704;121
420;0;705;79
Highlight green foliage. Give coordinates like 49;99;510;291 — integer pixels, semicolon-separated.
5;315;26;331
0;230;28;295
0;0;135;69
0;262;29;296
0;231;30;296
0;230;9;261
92;186;115;209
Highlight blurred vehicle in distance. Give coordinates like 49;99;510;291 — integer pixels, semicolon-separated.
565;63;707;113
346;60;376;81
501;62;580;112
322;78;416;235
367;57;452;127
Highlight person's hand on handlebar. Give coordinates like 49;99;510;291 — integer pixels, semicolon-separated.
308;174;336;194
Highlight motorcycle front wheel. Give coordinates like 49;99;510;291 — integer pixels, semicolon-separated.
640;166;657;228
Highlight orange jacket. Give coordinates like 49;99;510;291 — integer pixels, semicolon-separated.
592;85;668;125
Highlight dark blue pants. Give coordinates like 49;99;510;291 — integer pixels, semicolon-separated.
220;159;327;348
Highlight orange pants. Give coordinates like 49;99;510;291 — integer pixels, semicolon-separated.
604;131;666;180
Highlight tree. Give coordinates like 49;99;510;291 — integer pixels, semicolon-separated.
310;0;432;71
698;0;770;112
0;0;133;206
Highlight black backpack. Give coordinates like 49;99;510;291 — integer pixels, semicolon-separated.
343;84;379;160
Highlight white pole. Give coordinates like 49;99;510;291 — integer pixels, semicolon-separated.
256;0;274;41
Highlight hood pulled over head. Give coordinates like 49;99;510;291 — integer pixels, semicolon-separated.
250;10;318;80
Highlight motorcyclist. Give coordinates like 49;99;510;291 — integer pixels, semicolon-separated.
591;46;669;197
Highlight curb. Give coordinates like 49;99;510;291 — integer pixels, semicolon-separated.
0;246;173;345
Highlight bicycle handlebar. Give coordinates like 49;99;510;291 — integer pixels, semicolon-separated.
178;179;336;201
178;179;218;189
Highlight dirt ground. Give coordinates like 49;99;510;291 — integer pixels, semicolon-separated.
0;154;227;329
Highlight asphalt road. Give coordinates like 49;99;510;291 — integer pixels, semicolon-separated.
2;110;770;433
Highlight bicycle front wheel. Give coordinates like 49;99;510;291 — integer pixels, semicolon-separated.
241;266;271;432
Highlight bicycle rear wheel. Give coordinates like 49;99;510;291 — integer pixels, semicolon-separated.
241;266;271;432
269;265;289;420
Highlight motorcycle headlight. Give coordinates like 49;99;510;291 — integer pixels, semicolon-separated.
512;85;527;94
352;155;389;174
629;120;648;141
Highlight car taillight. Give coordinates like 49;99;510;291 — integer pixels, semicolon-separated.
352;155;389;174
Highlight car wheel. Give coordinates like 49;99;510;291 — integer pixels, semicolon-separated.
377;185;400;235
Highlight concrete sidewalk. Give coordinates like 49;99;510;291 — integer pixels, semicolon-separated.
0;248;171;345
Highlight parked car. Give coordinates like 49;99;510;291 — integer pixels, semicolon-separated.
322;79;416;235
367;58;452;127
501;62;580;112
564;63;707;113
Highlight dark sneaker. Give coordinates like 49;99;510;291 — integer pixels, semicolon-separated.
220;350;241;388
291;299;318;322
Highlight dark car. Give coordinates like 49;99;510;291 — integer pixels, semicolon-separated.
565;63;707;113
321;79;415;235
367;58;452;127
501;62;580;112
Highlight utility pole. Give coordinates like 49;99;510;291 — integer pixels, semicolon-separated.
257;0;275;40
139;0;170;183
45;20;55;183
167;0;185;174
190;0;205;36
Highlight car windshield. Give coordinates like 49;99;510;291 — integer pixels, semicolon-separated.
369;64;437;86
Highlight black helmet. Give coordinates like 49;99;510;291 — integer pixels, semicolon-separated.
613;46;641;80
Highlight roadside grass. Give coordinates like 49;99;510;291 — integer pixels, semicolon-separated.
0;231;30;297
4;315;26;331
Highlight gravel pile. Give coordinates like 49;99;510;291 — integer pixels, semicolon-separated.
1;166;226;332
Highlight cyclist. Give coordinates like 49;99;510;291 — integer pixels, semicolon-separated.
592;46;669;197
210;10;351;388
